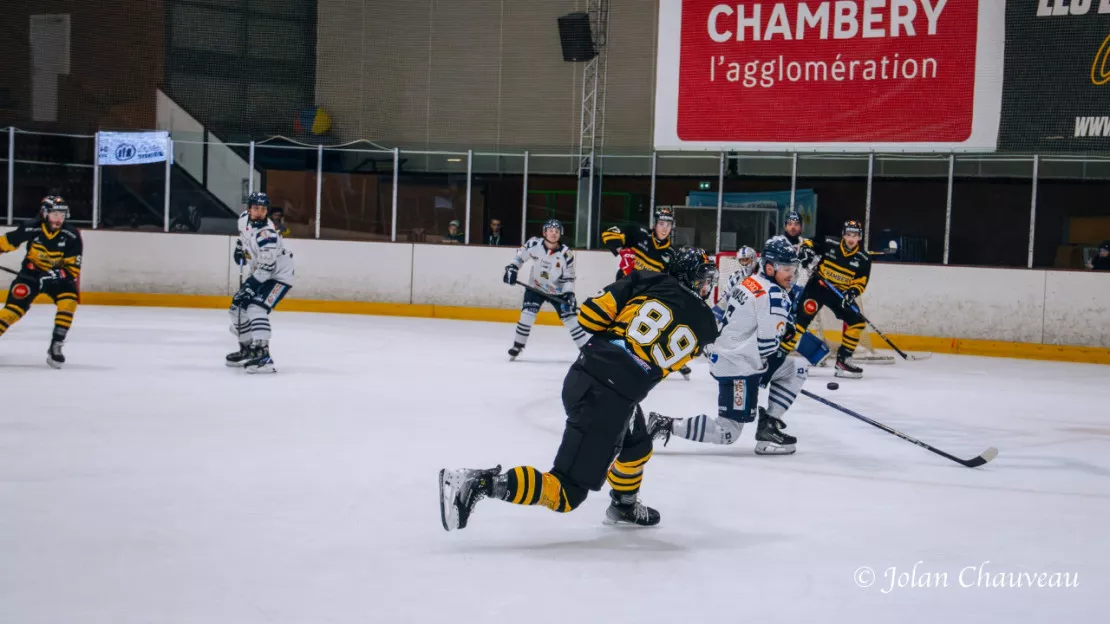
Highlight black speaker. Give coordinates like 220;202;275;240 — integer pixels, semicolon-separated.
557;12;596;62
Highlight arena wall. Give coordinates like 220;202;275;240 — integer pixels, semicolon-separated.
2;231;1108;363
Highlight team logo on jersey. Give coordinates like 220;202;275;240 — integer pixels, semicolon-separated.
12;284;30;299
803;299;818;315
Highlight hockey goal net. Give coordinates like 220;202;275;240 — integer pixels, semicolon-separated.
713;251;895;364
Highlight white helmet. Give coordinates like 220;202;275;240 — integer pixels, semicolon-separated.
736;246;757;278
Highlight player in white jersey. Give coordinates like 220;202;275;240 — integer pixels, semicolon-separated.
502;219;588;359
649;237;827;455
226;192;295;373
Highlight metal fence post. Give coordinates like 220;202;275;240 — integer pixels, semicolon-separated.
92;141;100;230
465;149;473;245
521;150;529;244
716;151;725;255
248;140;255;196
1028;155;1039;268
163;139;173;232
943;153;954;265
391;147;399;242
789;151;798;210
649;151;657;224
6;128;14;226
864;151;874;251
315;144;323;239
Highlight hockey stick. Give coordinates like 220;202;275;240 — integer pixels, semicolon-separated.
0;265;17;276
514;280;576;311
818;279;929;361
800;389;998;468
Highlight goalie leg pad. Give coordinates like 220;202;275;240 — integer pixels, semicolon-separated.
795;331;831;366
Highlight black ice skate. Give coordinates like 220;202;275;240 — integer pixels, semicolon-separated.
647;411;675;446
438;465;501;531
603;492;660;527
225;343;253;367
754;408;797;455
678;365;692;380
507;342;525;360
244;343;276;374
834;352;863;379
46;340;65;369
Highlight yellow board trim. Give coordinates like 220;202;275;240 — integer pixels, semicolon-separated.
4;290;1109;365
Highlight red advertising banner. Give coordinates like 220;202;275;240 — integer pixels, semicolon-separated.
654;1;1006;151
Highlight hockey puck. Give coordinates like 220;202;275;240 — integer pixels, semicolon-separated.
826;382;839;390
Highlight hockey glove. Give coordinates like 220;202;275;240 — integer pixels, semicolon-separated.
561;292;577;311
503;264;518;285
39;268;68;287
842;288;860;310
233;277;263;307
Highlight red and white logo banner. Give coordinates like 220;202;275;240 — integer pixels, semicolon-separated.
654;1;1006;151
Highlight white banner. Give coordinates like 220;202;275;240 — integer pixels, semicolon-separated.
96;131;172;166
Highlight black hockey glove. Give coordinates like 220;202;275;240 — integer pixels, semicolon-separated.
503;264;518;285
233;277;262;307
562;292;577;310
233;240;247;266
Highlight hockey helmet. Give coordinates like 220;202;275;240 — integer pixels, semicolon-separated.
40;195;70;220
784;211;802;225
843;220;864;236
736;245;757;266
542;219;563;235
760;236;800;272
655;206;675;224
669;246;718;299
246;192;271;227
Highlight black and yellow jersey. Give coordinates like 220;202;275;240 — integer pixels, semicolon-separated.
0;221;83;280
576;270;718;402
802;237;871;296
601;225;675;273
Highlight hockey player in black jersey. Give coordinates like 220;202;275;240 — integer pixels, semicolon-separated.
602;205;677;278
438;248;719;531
0;196;83;368
781;220;872;379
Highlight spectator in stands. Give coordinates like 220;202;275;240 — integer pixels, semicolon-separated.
269;204;291;238
1088;241;1110;271
444;220;465;244
487;218;504;246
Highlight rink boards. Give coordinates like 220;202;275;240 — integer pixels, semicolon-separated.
2;230;1108;362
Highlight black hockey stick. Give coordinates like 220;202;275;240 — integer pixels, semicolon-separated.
800;389;998;468
0;265;17;276
514;280;576;311
818;279;928;361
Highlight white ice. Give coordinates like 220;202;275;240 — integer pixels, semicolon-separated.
1;306;1108;624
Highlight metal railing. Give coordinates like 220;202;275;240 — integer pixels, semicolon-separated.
5;126;1110;268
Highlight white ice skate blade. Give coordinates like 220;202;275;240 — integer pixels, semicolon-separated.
754;442;796;455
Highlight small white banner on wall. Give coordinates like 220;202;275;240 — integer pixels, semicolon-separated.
96;131;172;166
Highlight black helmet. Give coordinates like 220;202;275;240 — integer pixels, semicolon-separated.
542;218;563;235
40;196;70;225
785;211;802;225
669;247;718;299
246;192;271;227
655;206;675;224
843;220;863;236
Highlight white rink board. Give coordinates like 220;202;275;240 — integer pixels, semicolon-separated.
1043;271;1110;348
73;230;1109;347
81;231;233;296
864;264;1048;344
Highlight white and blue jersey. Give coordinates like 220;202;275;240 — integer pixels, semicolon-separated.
707;272;793;378
237;211;295;286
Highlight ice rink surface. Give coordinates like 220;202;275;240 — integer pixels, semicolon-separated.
1;306;1107;624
